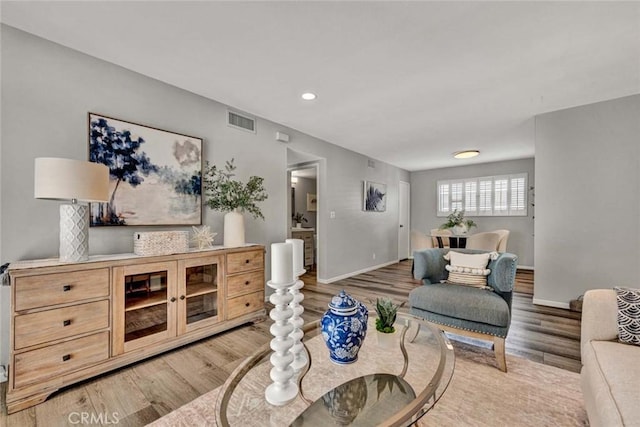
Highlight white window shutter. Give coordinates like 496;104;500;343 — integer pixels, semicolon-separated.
509;173;527;216
437;180;450;216
464;180;478;213
478;178;493;216
451;181;463;212
493;177;509;214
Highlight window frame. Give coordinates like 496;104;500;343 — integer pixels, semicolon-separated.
436;173;528;217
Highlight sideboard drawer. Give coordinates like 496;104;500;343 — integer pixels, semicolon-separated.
13;331;109;389
227;291;265;319
227;271;264;298
227;250;264;274
14;269;109;311
14;300;109;350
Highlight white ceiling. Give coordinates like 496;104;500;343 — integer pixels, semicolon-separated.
2;1;639;171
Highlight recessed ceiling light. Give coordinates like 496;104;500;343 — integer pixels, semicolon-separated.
301;92;317;101
453;150;480;159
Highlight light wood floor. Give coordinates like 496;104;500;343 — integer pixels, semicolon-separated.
1;261;581;426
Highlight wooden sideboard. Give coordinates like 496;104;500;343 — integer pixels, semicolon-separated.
6;245;266;413
291;228;314;269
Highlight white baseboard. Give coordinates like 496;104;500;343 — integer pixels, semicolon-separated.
517;265;534;270
0;365;6;383
318;260;399;284
532;298;570;309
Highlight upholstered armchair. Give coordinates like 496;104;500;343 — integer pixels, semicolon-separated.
409;248;518;371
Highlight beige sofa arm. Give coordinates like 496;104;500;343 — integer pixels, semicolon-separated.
581;289;619;357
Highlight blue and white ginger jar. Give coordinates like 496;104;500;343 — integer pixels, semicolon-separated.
321;290;368;364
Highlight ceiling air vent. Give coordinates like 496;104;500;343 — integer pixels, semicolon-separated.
227;110;256;133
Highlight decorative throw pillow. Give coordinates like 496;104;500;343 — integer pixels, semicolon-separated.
443;251;497;288
614;287;640;346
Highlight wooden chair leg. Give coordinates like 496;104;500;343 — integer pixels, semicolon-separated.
494;336;507;372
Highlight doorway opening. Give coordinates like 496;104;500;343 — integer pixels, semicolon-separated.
287;149;322;279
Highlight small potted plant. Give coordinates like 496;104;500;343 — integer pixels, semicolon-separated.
292;212;307;228
440;209;477;235
373;298;405;347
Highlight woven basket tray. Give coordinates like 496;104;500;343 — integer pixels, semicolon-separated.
133;231;189;256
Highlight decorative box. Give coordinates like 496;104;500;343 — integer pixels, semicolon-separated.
133;231;189;256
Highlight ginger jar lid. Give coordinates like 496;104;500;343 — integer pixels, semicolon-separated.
329;290;358;314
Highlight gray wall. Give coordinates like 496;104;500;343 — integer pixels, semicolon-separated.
410;158;535;267
0;25;410;365
534;95;640;307
293;177;317;229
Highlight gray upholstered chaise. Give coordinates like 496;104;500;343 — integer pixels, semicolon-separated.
409;248;518;371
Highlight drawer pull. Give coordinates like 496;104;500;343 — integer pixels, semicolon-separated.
63;285;72;292
63;319;71;327
245;259;250;264
245;280;250;285
170;297;176;303
180;295;186;300
62;354;71;362
245;302;250;307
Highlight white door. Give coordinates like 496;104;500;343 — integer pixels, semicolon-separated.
398;181;410;260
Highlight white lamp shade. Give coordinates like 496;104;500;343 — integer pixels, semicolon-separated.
34;157;110;202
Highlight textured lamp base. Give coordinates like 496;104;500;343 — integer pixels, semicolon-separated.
59;204;89;262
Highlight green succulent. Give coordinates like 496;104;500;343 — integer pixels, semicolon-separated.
373;298;405;334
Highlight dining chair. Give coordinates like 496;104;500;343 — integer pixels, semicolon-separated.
493;229;511;252
430;228;452;248
411;230;433;255
466;231;501;251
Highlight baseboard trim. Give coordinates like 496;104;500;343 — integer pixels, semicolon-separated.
532;298;570;309
318;260;399;284
517;265;534;270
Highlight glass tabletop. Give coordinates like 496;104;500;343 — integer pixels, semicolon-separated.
216;312;455;426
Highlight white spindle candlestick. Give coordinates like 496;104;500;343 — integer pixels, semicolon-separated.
285;238;306;372
265;243;297;406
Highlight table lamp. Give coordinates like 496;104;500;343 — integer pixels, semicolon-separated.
34;157;110;262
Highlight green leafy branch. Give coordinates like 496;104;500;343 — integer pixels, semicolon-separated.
202;158;268;220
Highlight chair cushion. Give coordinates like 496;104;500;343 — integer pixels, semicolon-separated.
409;283;510;327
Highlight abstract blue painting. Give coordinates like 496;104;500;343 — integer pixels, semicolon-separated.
88;113;203;226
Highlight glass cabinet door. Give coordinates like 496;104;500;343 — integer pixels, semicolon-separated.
113;262;178;355
178;255;223;334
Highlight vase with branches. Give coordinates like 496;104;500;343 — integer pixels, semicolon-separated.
203;158;268;247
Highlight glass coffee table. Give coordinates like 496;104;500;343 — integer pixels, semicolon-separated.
216;312;455;426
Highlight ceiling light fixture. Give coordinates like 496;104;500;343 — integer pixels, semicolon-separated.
453;150;480;159
301;92;317;101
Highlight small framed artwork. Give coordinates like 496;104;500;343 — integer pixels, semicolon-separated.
88;113;203;226
307;193;317;211
363;181;387;212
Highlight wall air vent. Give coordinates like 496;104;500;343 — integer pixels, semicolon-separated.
227;110;256;133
